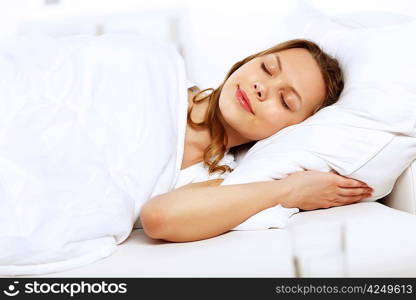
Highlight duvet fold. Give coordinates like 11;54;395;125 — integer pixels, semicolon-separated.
0;34;187;275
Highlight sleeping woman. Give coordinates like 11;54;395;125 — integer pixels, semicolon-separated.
0;35;377;275
140;39;373;242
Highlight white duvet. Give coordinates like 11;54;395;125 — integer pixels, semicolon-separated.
0;34;188;275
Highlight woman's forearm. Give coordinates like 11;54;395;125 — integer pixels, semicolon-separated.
139;179;293;242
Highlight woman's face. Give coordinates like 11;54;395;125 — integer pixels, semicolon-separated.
218;48;326;141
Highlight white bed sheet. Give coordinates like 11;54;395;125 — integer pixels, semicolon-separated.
14;202;416;278
23;229;294;278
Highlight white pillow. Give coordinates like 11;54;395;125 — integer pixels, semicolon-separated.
278;0;414;42
223;20;416;230
234;0;413;167
333;11;414;29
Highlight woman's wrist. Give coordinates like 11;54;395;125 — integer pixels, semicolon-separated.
266;178;295;208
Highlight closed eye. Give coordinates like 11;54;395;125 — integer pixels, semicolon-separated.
261;62;271;76
280;93;289;110
262;62;289;110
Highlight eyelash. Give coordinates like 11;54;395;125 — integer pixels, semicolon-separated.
280;93;289;109
261;62;271;76
261;62;289;110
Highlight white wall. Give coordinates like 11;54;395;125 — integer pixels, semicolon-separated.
1;0;415;88
181;0;416;87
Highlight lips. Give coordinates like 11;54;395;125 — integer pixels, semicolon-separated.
236;86;254;114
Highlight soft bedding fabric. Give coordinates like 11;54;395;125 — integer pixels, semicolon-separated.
0;33;188;275
220;19;416;230
174;151;237;189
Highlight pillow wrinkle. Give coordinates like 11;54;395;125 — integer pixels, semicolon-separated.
225;2;416;231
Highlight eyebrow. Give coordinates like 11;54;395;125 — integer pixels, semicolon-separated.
274;53;303;109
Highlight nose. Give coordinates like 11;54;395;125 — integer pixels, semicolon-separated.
253;82;266;101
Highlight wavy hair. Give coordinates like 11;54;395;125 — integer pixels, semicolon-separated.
187;39;344;176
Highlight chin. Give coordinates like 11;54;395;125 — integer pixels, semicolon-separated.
232;123;261;141
246;128;274;141
220;99;258;136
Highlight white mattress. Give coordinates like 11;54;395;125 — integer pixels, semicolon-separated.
26;229;295;278
14;201;416;278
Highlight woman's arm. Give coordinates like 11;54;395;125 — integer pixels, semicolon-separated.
140;178;292;242
140;171;372;242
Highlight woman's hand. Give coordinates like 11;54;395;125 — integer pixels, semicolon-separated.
282;170;373;211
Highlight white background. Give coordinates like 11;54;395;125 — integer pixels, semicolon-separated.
0;0;415;88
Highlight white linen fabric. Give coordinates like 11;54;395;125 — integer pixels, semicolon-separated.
0;33;188;275
174;151;237;189
133;80;237;229
279;0;414;42
186;79;198;90
220;18;416;229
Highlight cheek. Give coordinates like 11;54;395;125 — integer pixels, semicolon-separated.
260;107;298;135
218;88;234;114
261;106;284;125
220;80;237;106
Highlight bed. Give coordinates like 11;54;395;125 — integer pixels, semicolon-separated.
5;5;416;279
11;160;413;278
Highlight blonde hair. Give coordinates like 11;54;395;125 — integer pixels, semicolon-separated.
187;39;344;176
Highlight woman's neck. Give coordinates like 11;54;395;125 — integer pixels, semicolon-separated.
218;112;253;149
181;88;211;170
180;87;253;170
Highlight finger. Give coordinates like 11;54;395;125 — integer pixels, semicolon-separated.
337;187;373;197
335;175;369;188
